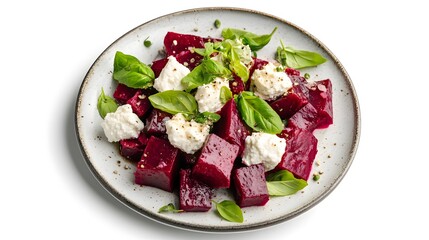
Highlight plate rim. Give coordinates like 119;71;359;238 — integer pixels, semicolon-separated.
75;6;361;233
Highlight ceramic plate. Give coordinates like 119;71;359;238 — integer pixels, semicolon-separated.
75;7;360;232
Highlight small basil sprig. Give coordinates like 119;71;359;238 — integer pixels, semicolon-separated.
276;40;327;69
236;91;283;134
97;88;118;118
158;203;183;213
222;27;277;51
212;200;243;223
181;58;231;91
266;170;308;196
221;39;250;82
148;90;220;124
113;51;155;89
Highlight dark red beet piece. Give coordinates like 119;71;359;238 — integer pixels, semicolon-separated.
151;58;168;78
134;136;180;192
270;86;309;120
164;32;206;56
119;139;143;161
307;79;333;129
192;134;239;188
287;103;320;132
113;83;138;104
126;90;152;118
233;164;269;208
275;127;318;180
229;74;245;95
144;109;172;136
179;169;213;212
285;67;301;77
213;99;250;156
175;50;203;70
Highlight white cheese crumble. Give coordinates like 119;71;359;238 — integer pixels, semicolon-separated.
242;132;287;171
153;56;190;92
101;104;144;142
165;113;210;154
195;77;230;113
251;62;292;100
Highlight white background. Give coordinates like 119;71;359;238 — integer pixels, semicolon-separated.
1;0;428;239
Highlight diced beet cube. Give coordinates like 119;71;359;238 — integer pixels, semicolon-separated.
164;32;206;56
113;83;138;104
229;74;245;95
275;127;318;180
233;164;269;208
179;169;213;212
126;90;152;118
134;136;180;192
151;58;168;78
270;87;309;119
213;99;250;156
174;50;203;70
307;79;333;129
287;103;320;132
119;138;144;161
192;134;239;188
144;109;172;136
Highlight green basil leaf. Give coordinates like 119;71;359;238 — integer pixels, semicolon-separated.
158;203;183;213
194;112;221;124
222;27;277;51
181;59;231;91
194;42;215;58
113;51;155;89
266;170;308;196
97;88;118;119
220;86;233;104
212;200;243;223
236;92;283;134
148;90;197;115
284;46;327;69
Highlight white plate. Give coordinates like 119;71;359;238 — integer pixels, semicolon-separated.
75;7;360;232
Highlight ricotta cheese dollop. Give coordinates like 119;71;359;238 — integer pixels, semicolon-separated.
251;62;292;100
165;113;210;154
101;104;144;142
153;56;190;92
242;132;287;171
195;77;230;113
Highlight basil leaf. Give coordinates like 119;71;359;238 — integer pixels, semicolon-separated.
113;51;155;89
194;112;221;124
158;203;183;213
284;46;327;69
212;200;243;223
236;92;283;134
222;27;277;51
276;41;327;69
97;88;118;119
148;90;197;115
266;170;308;196
181;59;231;91
220;86;233;104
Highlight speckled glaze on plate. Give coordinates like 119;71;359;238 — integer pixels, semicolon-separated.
75;7;360;232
